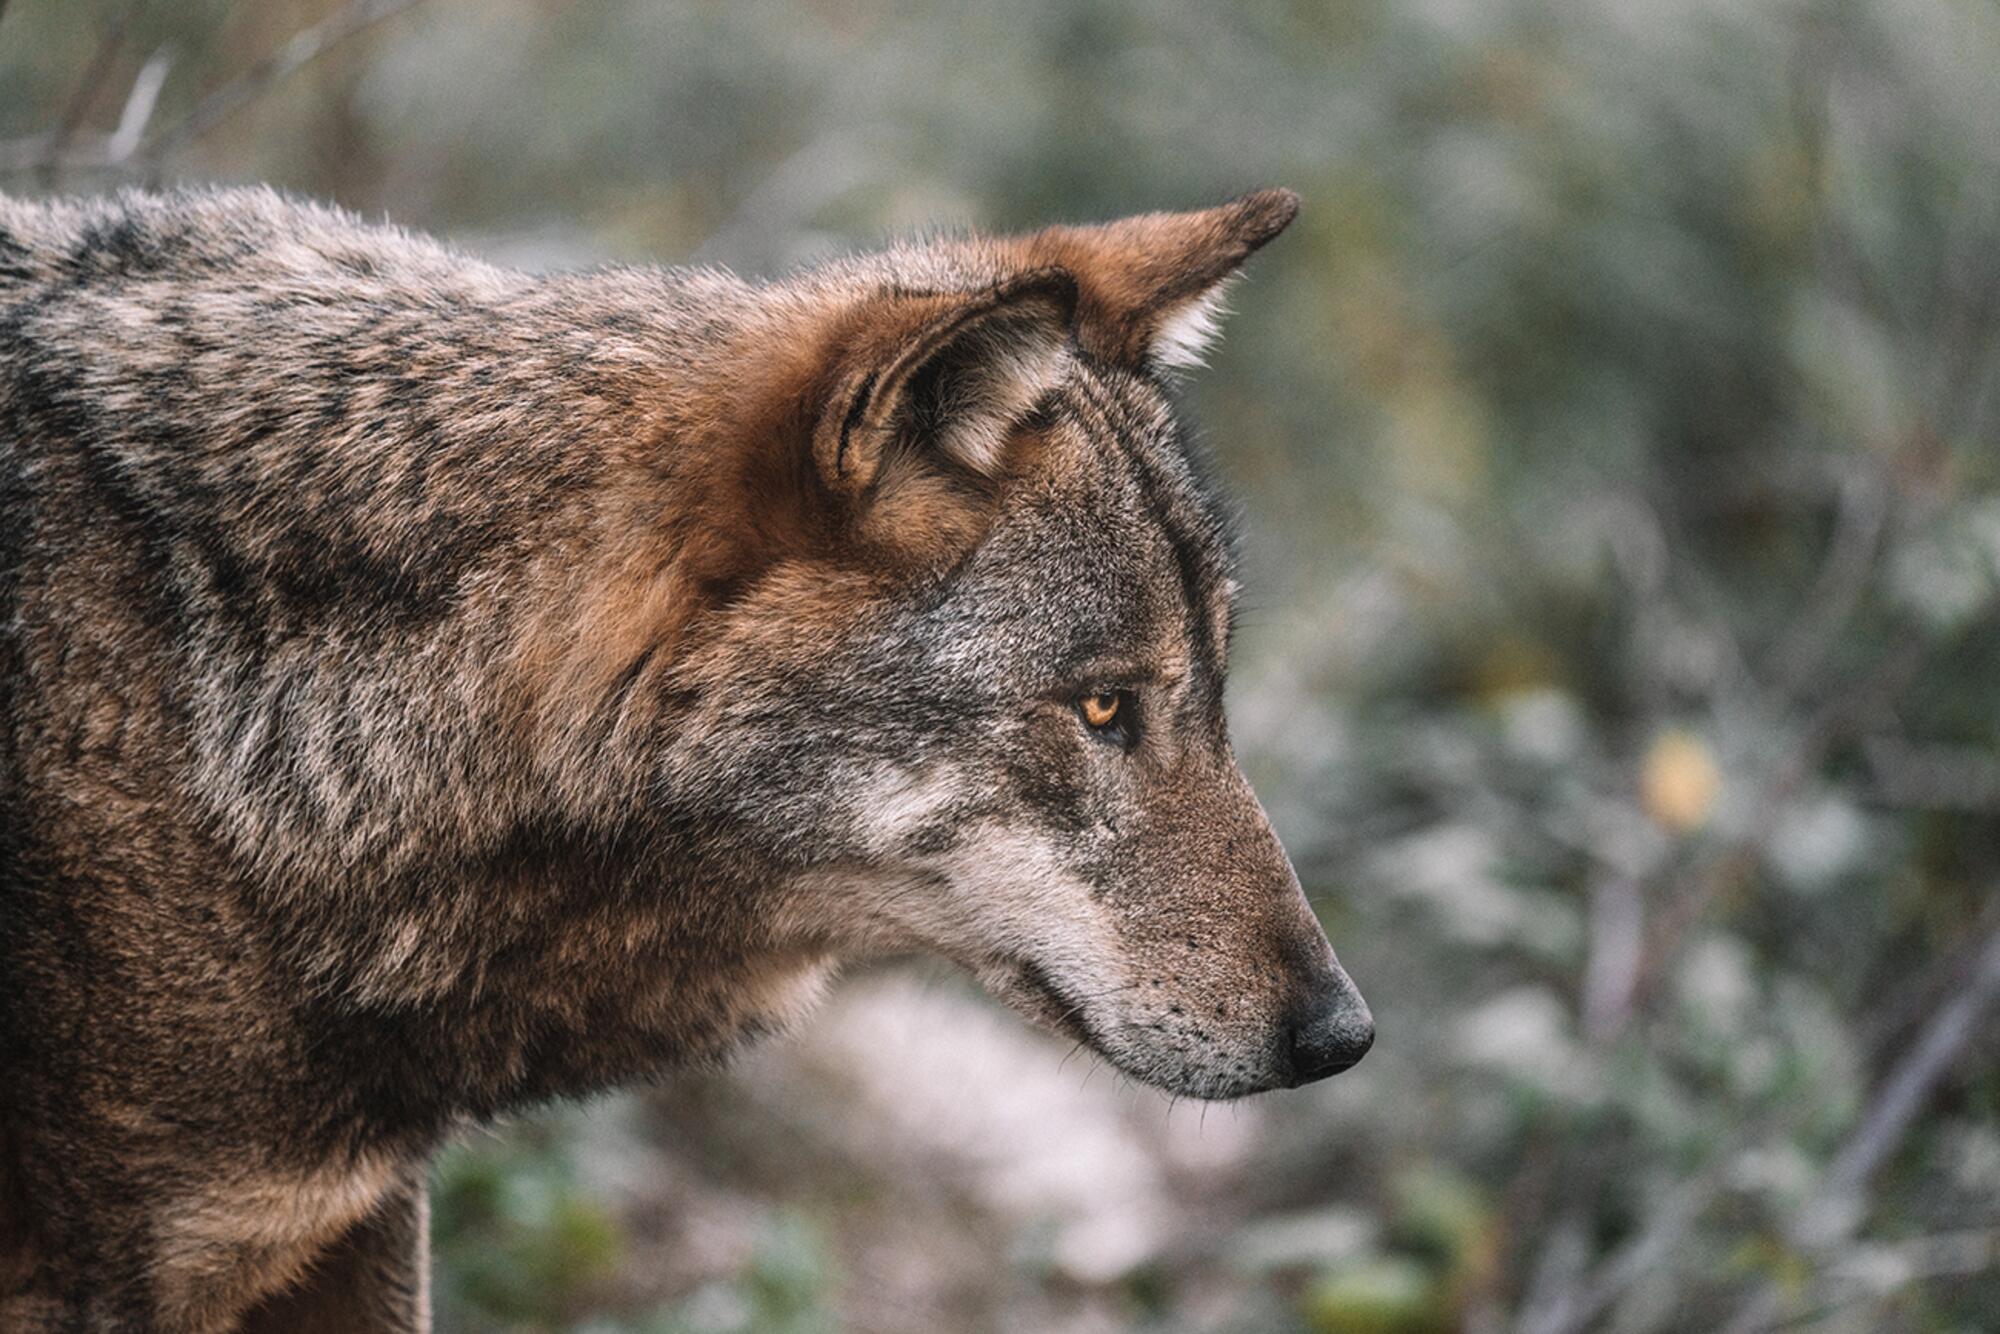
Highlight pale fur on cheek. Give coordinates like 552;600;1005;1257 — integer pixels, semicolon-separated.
853;762;966;857
833;761;1123;976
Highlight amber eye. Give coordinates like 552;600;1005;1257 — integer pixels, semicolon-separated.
1077;689;1139;748
1081;692;1121;729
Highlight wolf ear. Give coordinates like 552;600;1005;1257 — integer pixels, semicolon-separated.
812;269;1079;496
1019;188;1299;371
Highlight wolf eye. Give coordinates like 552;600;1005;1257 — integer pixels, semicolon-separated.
1081;692;1120;727
1077;690;1137;747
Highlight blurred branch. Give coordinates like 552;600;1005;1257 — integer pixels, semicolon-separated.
688;129;885;266
1513;1209;1590;1334
1718;918;2000;1334
1765;468;1890;701
0;0;426;178
1861;895;2000;1059
1524;625;1929;1325
1690;1229;2000;1334
1519;1173;1725;1334
1578;872;1643;1041
35;0;146;184
1863;735;2000;813
1805;922;2000;1239
1811;1229;2000;1316
1539;912;2000;1334
1622;635;1925;1029
105;48;174;162
143;0;425;165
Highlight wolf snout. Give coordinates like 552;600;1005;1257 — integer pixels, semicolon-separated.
1282;974;1374;1086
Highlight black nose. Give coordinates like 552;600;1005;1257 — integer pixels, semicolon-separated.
1284;990;1374;1086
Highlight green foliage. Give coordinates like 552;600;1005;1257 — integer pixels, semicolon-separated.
1301;1256;1447;1334
432;1120;627;1330
643;1212;838;1334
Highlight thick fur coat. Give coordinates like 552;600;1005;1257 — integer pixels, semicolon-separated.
0;186;1370;1331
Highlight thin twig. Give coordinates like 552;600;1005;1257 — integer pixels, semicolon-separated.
1823;1229;2000;1297
1512;1210;1590;1334
1518;1173;1725;1334
143;0;427;163
1859;894;2000;1057
688;129;882;266
1717;919;2000;1334
1578;871;1643;1041
1808;924;2000;1238
1622;636;1925;1027
1765;468;1889;701
1722;1230;2000;1334
104;47;173;163
1526;632;1947;1332
38;0;146;184
1862;734;2000;814
0;0;427;176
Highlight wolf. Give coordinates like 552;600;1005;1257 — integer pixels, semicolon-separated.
0;184;1372;1331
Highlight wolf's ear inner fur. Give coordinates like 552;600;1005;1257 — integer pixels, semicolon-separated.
1019;187;1299;371
812;268;1080;496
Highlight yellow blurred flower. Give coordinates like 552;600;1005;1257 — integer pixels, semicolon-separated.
1642;729;1721;832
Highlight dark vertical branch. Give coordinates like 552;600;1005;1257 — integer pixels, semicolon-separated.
0;0;428;176
141;0;427;165
36;0;146;186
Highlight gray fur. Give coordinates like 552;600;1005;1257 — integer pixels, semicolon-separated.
0;185;1367;1330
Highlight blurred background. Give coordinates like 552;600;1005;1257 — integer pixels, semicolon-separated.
7;1;2000;1329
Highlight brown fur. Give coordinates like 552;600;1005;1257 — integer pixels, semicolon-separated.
0;185;1366;1330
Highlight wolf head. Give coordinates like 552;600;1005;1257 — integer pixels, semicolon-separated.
615;191;1370;1099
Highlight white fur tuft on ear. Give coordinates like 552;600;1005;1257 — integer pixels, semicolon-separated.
1150;280;1236;371
933;335;1072;475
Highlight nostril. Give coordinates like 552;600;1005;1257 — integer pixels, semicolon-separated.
1285;1007;1374;1086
